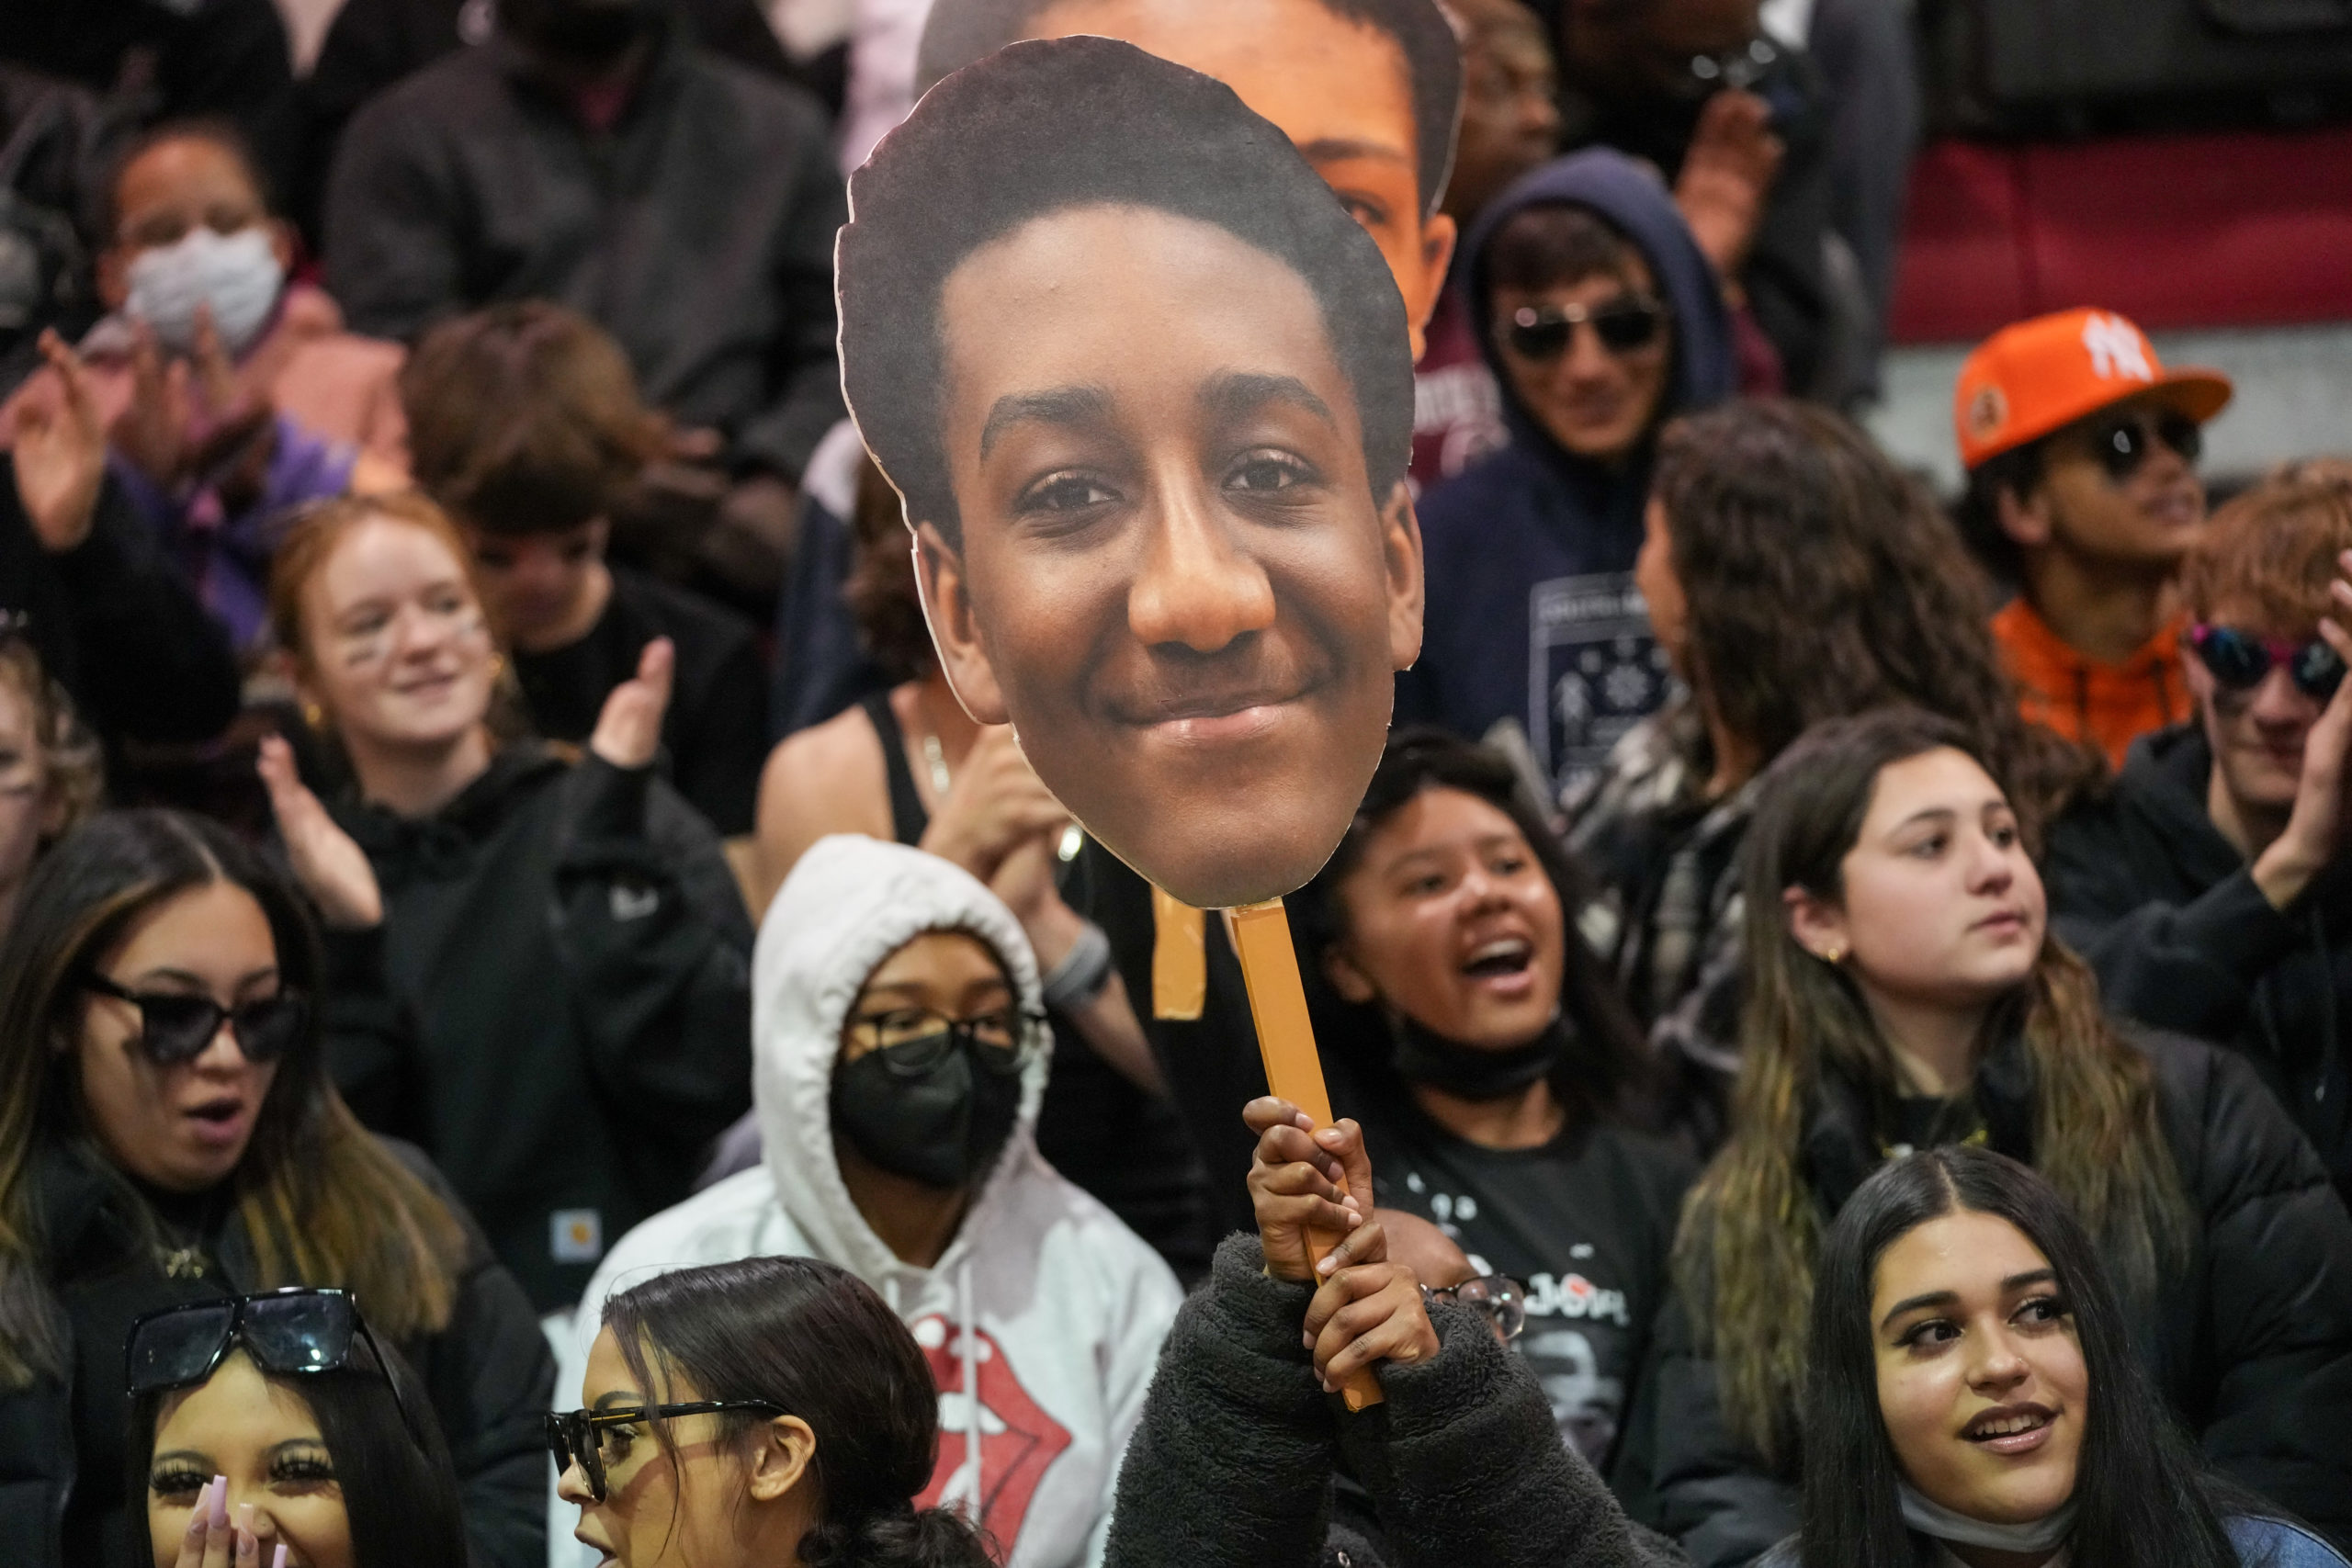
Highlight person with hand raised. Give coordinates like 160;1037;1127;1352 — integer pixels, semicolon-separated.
1102;1097;1685;1568
1;329;241;750
254;491;752;1314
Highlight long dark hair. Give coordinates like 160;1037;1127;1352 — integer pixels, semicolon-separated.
1682;708;2188;1465
1654;400;2094;825
603;1256;994;1568
0;812;468;1386
130;1332;468;1568
1292;727;1654;1132
1803;1146;2235;1568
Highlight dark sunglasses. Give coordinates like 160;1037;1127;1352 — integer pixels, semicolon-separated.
2086;409;2201;482
1423;1274;1529;1342
548;1400;785;1502
84;974;307;1066
127;1289;408;1425
843;1007;1044;1080
1501;299;1668;362
2189;623;2346;702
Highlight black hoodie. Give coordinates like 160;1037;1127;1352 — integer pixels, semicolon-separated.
2042;722;2352;1205
323;743;753;1308
1396;150;1733;801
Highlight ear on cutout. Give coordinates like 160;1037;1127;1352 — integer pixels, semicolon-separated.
743;1414;818;1504
1994;483;2054;550
1782;884;1851;964
1380;481;1426;672
911;521;1010;726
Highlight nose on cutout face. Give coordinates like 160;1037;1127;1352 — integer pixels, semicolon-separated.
1125;479;1279;653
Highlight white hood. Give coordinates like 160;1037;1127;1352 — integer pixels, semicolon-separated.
555;836;1180;1568
752;834;1052;1289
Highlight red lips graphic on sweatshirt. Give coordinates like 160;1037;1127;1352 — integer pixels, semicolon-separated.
910;1315;1073;1548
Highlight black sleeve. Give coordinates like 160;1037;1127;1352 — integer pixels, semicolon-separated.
318;923;431;1145
1339;1303;1690;1568
1638;1289;1799;1568
384;1145;559;1568
1736;57;1836;397
296;0;458;243
548;758;754;1152
2043;816;2307;1047
725;114;849;479
33;469;240;746
1103;1233;1336;1568
2167;1041;2352;1545
671;626;769;837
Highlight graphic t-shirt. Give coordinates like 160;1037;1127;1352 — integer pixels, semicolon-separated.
1369;1107;1692;1469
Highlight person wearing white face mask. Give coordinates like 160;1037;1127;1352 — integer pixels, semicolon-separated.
1;121;408;653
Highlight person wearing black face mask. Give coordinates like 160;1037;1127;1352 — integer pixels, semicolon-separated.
1255;729;1691;1487
562;834;1182;1568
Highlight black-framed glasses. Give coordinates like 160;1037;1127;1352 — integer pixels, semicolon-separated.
127;1290;407;1426
842;1007;1045;1079
1501;299;1668;362
2189;623;2346;702
2086;409;2202;482
84;973;307;1066
548;1401;786;1502
1423;1274;1528;1343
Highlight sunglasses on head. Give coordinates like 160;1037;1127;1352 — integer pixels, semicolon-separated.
2188;623;2346;702
127;1289;408;1426
1501;299;1668;362
547;1400;786;1503
84;974;306;1066
2086;409;2201;483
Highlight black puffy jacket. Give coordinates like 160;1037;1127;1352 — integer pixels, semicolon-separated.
1106;1232;1690;1568
0;1141;552;1568
1633;1027;2352;1566
2043;723;2352;1206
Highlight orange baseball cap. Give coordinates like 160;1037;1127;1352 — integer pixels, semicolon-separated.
1954;308;2233;470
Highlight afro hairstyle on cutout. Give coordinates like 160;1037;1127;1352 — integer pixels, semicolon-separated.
912;0;1462;220
836;33;1416;548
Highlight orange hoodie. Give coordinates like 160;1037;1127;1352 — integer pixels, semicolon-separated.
1992;598;2188;770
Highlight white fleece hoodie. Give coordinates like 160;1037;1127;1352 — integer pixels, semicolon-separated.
554;836;1181;1568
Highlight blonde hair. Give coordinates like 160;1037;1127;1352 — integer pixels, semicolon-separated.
0;638;102;842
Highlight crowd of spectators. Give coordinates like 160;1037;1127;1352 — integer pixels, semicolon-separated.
4;4;2351;1568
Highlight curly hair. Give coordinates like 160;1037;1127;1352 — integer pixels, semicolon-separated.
837;34;1412;547
1654;399;2092;827
0;637;102;846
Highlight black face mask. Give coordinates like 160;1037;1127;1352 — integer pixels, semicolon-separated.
831;1041;1024;1190
1390;1010;1566;1101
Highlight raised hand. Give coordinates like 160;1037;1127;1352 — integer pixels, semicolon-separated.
258;735;384;930
11;331;107;552
2252;553;2352;909
1243;1096;1371;1283
172;1478;276;1568
1675;88;1784;281
919;724;1069;886
590;637;674;771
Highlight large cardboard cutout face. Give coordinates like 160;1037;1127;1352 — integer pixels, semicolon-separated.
837;38;1424;909
916;0;1462;359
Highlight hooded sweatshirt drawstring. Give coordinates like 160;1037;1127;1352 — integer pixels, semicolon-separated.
961;1255;982;1517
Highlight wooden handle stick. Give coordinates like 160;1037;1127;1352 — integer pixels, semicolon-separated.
1225;897;1384;1411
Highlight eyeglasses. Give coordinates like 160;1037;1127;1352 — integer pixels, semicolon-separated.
547;1401;786;1502
2188;623;2346;702
1422;1274;1528;1343
2086;409;2202;482
1501;299;1669;362
842;1007;1044;1079
84;973;307;1066
127;1290;408;1427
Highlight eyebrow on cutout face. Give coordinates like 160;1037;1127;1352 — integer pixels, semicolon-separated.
978;385;1116;464
1297;136;1413;170
1198;370;1338;436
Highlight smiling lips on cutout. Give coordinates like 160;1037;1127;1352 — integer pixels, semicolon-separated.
910;1317;1071;1547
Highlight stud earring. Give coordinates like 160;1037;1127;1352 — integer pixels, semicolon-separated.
1819;943;1846;964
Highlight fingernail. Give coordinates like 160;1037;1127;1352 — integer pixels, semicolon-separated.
211;1477;231;1528
1304;1331;1316;1348
1317;1254;1337;1274
273;1546;288;1568
238;1504;254;1532
1316;1128;1342;1145
1345;1210;1362;1226
1340;1194;1361;1210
